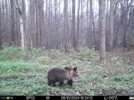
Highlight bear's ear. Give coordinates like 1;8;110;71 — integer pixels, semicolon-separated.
73;67;77;71
65;67;69;69
65;67;71;71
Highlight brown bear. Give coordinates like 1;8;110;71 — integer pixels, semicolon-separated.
47;66;78;86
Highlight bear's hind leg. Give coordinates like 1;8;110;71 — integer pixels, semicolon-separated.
67;79;73;86
48;80;56;86
59;81;64;86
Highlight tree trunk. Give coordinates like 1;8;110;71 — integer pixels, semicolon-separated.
35;0;40;48
39;0;44;48
14;0;25;52
0;4;2;49
86;0;89;47
75;0;80;51
22;0;26;46
91;0;96;50
109;0;115;52
99;0;106;62
15;3;20;46
72;0;76;50
29;0;34;48
89;0;93;48
10;0;16;45
0;33;2;49
64;0;68;52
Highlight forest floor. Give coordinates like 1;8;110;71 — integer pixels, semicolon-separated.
0;46;134;96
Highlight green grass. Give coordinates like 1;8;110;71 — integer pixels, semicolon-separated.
0;46;134;95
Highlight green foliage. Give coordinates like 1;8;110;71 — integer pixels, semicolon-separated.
29;48;43;57
111;56;124;66
112;74;134;85
131;66;134;70
0;46;25;61
0;61;39;73
36;56;52;64
79;47;99;62
0;47;134;95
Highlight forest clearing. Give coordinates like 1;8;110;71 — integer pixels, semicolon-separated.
0;46;134;95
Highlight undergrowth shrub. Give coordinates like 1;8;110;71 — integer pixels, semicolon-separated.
0;46;25;61
79;47;99;62
0;61;39;73
36;56;52;64
0;46;133;95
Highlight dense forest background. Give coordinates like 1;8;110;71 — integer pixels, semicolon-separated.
0;0;134;52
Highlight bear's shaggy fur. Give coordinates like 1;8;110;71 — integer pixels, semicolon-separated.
47;66;78;86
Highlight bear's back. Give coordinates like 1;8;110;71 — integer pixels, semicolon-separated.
47;68;67;82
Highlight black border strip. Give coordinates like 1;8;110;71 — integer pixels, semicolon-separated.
0;96;132;100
